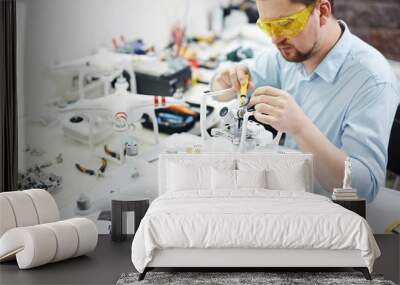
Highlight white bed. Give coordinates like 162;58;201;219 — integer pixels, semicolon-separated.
131;153;380;280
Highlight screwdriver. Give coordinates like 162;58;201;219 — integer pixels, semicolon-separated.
239;74;250;107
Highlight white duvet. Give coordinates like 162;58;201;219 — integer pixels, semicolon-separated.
131;190;380;273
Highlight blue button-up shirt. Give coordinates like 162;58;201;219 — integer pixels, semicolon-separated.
244;21;400;202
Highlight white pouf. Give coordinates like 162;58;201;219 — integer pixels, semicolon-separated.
0;189;98;269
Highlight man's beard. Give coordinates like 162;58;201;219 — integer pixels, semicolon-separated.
278;42;317;62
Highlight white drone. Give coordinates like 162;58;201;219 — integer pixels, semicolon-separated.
52;49;187;159
200;88;283;153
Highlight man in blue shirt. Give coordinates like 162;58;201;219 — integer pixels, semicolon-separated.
212;0;399;202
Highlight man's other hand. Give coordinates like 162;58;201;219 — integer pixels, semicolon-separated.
249;86;308;136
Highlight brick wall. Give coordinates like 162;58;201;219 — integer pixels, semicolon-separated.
334;0;400;60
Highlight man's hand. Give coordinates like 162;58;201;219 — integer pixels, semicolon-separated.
212;64;254;92
248;86;308;136
249;86;348;192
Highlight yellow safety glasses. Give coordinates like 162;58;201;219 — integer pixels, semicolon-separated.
256;3;316;40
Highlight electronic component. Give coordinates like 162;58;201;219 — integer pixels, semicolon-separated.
62;112;113;146
134;58;192;96
142;102;213;135
126;138;138;156
76;193;91;211
18;165;62;193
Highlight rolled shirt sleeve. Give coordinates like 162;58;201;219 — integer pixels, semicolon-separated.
341;82;399;202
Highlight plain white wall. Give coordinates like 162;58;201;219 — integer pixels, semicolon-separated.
20;0;215;114
17;0;219;167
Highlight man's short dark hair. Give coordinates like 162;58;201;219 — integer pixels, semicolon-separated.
291;0;334;14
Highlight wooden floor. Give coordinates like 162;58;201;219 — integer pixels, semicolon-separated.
0;234;398;285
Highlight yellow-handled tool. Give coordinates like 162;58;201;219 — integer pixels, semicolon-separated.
239;74;250;107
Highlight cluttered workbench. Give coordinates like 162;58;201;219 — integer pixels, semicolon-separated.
21;83;222;233
17;17;400;247
17;21;278;234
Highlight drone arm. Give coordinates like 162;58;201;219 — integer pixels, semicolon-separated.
149;109;159;144
200;95;211;141
238;111;252;153
201;88;236;141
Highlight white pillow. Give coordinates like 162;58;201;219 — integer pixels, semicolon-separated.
267;165;306;191
236;169;267;189
211;168;236;191
238;158;308;192
167;161;211;191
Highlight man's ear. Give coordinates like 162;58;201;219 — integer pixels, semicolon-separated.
319;0;332;27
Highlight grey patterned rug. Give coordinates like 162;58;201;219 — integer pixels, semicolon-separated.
116;271;395;285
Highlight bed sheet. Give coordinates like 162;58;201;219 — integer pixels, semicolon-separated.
131;190;380;273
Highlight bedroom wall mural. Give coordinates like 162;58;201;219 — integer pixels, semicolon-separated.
15;0;214;234
16;0;400;235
